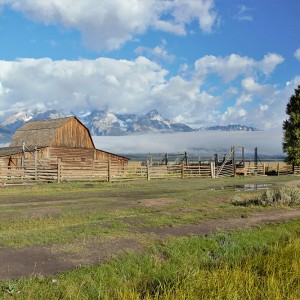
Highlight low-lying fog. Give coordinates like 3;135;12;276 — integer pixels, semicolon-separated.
93;130;284;157
0;130;284;158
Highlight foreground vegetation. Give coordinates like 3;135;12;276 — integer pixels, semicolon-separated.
0;176;294;248
1;220;300;299
232;184;300;207
0;175;300;299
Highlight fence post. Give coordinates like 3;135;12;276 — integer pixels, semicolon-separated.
232;146;236;177
210;162;215;178
34;147;38;180
277;163;280;176
57;158;61;183
108;160;112;183
263;163;266;175
181;163;185;179
147;163;150;180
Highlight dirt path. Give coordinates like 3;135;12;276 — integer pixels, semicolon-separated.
1;208;300;280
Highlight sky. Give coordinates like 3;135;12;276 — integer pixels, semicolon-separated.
0;0;299;131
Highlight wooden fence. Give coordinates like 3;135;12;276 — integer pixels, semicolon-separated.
0;160;297;184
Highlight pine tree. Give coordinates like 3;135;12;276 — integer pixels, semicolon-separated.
283;85;300;167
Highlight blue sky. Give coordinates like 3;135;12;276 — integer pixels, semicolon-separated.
0;0;299;130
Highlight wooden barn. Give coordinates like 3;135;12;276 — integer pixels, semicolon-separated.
0;116;128;168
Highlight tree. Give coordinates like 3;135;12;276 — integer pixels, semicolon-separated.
283;85;300;167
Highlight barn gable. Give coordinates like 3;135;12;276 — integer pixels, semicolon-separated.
9;116;95;149
0;116;128;170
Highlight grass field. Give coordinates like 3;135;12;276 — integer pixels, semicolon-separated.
0;175;300;299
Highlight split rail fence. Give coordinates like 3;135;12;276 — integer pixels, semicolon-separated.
0;160;297;184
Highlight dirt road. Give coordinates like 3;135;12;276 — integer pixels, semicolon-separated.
1;207;300;279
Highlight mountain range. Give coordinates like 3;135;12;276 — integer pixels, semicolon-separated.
0;109;258;142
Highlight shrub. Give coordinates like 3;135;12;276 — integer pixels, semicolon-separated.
232;186;300;207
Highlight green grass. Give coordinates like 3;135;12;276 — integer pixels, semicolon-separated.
2;220;300;299
0;176;293;248
0;176;300;298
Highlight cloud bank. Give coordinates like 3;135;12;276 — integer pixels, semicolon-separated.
0;53;298;130
93;130;284;156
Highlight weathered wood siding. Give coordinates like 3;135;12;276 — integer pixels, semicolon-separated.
51;118;94;148
0;148;49;167
0;117;128;168
0;157;9;167
94;149;128;165
49;147;94;165
0;147;128;167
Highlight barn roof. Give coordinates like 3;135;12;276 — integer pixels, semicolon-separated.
9;116;81;148
0;146;24;157
1;116;128;161
0;146;38;157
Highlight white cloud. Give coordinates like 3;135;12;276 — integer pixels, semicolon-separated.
260;104;268;111
135;44;175;63
0;0;218;51
0;56;222;128
235;93;252;106
194;54;254;82
148;75;220;126
0;56;168;115
241;77;262;92
194;53;284;82
0;55;298;131
220;75;300;130
220;107;247;124
235;5;254;22
294;48;300;60
259;53;284;75
0;81;9;96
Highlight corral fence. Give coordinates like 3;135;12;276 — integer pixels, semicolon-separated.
0;160;214;184
0;158;297;184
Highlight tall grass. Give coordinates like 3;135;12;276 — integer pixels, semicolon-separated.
2;220;300;299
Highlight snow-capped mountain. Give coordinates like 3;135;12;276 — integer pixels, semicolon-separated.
0;109;258;138
1;111;34;133
82;110;127;136
1;110;72;133
205;124;258;131
125;109;194;134
81;109;194;135
32;110;72;121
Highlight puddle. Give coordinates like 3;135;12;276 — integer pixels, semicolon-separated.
210;184;273;191
235;184;272;191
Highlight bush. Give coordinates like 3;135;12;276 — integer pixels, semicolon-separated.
232;186;300;207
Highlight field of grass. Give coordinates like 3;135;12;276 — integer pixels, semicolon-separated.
0;175;300;299
0;176;295;248
2;220;300;299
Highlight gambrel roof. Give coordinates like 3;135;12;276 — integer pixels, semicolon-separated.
9;116;95;148
0;116;128;161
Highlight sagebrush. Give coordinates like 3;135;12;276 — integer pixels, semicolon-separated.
232;185;300;207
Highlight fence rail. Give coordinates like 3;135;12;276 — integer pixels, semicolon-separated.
0;160;297;184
